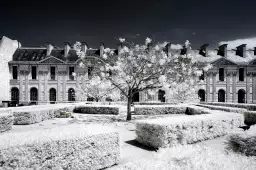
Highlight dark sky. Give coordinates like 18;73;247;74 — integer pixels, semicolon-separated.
1;0;256;49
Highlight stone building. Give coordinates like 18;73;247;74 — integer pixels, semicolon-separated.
2;36;256;105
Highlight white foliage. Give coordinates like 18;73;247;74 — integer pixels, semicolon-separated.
119;38;125;43
145;37;152;45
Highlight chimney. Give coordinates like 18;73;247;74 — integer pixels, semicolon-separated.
165;43;172;56
46;43;54;56
254;47;256;56
199;44;209;57
64;42;71;57
217;44;227;57
236;44;246;57
81;42;88;53
100;42;104;57
147;42;153;52
117;42;123;55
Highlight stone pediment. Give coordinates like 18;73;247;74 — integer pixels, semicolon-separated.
248;59;256;65
211;58;237;66
38;56;66;64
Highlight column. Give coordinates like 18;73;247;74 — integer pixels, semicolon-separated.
252;73;256;103
212;73;216;102
63;73;67;102
19;72;24;102
25;71;29;103
57;72;61;102
38;73;42;102
226;73;231;102
206;72;211;102
246;73;251;103
44;72;48;102
232;72;237;102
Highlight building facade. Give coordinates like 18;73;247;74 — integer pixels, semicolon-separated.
2;37;256;105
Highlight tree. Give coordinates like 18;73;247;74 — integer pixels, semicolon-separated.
74;38;206;121
76;74;120;102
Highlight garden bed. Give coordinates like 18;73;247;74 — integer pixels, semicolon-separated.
0;124;120;169
135;111;244;148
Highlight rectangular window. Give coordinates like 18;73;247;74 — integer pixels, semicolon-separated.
199;70;204;80
88;67;93;77
69;67;75;80
50;67;55;80
31;66;37;80
219;68;224;81
12;66;18;79
239;68;244;81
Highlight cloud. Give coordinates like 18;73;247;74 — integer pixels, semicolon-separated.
219;37;256;50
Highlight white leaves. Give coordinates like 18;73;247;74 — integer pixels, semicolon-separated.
103;53;108;59
154;45;160;51
159;75;167;83
145;37;152;45
159;59;166;66
119;38;125;43
122;46;129;53
185;40;190;48
72;72;76;77
203;64;213;72
79;62;85;68
104;48;111;53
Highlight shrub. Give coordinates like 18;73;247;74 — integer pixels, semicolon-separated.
56;111;72;118
244;111;256;126
226;125;256;156
134;106;186;115
73;106;119;115
0;124;120;169
110;144;256;170
0;114;13;133
185;106;210;115
135;111;244;148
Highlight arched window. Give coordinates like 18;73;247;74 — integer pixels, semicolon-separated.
158;90;166;102
198;89;205;102
218;89;225;102
49;88;56;104
68;88;75;101
238;89;246;103
11;87;19;102
30;87;38;104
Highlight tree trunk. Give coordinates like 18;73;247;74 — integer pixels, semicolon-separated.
127;96;132;121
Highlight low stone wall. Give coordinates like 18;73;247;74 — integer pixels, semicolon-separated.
135;111;244;148
0;124;121;169
195;104;247;113
202;102;256;111
73;105;119;115
0;113;13;133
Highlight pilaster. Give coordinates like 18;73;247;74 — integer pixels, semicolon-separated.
252;73;256;103
206;72;211;102
232;72;237;102
212;72;217;102
226;72;231;102
246;72;251;103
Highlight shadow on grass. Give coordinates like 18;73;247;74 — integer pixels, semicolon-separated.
125;140;157;152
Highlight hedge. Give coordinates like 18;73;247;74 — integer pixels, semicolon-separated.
202;102;256;111
185;106;210;115
134;105;187;115
13;105;75;125
227;125;256;156
0;124;121;169
73;105;119;115
0;113;13;133
111;144;256;170
244;111;256;126
135;111;244;148
195;104;247;113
